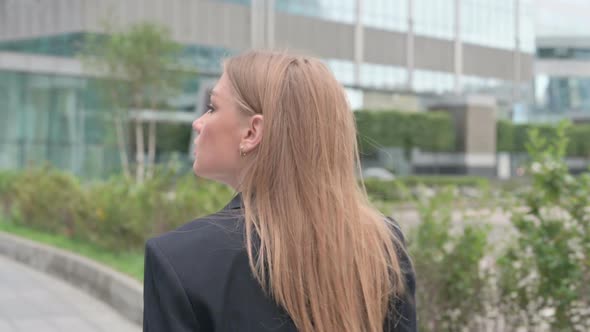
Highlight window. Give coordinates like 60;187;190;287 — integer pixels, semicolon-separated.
363;0;408;32
361;63;407;89
276;0;355;24
414;0;454;40
414;70;454;93
461;0;515;50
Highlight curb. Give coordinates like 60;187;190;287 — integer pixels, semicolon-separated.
0;231;143;326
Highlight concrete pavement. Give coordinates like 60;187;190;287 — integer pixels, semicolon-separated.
0;255;140;332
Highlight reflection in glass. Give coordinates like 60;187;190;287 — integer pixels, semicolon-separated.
276;0;355;24
363;0;408;32
414;70;454;93
535;76;590;112
413;0;454;40
461;0;515;50
361;63;407;89
324;59;355;86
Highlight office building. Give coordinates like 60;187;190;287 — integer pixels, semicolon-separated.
0;0;535;176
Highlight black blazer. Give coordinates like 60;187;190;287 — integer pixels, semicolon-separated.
143;193;416;331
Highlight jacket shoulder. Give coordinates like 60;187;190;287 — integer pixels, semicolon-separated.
150;211;245;253
146;211;247;290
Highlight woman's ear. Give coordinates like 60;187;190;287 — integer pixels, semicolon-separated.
241;114;263;153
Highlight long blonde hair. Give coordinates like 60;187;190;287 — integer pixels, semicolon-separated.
225;50;407;332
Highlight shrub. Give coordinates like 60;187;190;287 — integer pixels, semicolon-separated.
83;168;233;251
363;176;489;202
0;169;18;212
399;175;489;189
497;120;515;153
0;166;234;252
355;110;455;156
567;124;590;157
497;120;590;157
407;188;491;331
9;167;92;238
498;121;590;331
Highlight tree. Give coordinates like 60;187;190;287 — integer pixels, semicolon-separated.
80;21;187;182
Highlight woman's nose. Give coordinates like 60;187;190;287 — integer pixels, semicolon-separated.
192;117;203;134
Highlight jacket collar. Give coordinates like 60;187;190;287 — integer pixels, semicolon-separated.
223;192;243;210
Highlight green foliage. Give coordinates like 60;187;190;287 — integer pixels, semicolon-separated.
363;176;489;202
497;120;590;157
0;170;21;218
79;21;194;182
363;178;411;202
399;175;489;189
354;110;455;156
567;124;590;158
0;166;233;252
408;188;491;331
10;167;93;237
81;23;185;99
156;123;193;153
497;120;515;152
498;121;590;331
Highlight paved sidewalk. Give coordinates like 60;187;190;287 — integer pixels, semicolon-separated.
0;255;141;332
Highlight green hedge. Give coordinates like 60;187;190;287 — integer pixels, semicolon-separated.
364;176;489;202
398;175;489;189
0;168;492;251
497;120;590;157
0;167;233;252
355;110;455;156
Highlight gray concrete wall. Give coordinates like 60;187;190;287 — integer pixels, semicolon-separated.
274;13;355;60
463;43;533;81
414;35;455;73
363;28;406;66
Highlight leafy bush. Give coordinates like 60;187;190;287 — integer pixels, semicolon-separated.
363;176;489;202
0;166;233;252
498;122;590;331
363;178;410;202
497;120;515;153
355;110;455;156
567;124;590;158
497;120;590;157
84;170;232;251
399;176;489;189
10;167;93;237
407;188;491;331
0;169;18;212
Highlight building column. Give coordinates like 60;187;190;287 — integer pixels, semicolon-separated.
354;0;363;86
406;0;414;90
266;0;275;49
513;0;521;102
250;0;263;48
251;0;275;49
454;0;463;94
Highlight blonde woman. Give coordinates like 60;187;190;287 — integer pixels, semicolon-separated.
143;50;416;332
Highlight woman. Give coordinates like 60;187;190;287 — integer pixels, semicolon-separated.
143;50;416;332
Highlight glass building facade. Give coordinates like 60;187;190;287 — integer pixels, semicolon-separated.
276;0;355;24
0;71;120;177
527;0;590;122
0;0;536;176
274;0;533;97
0;33;227;177
534;45;590;114
363;0;408;32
